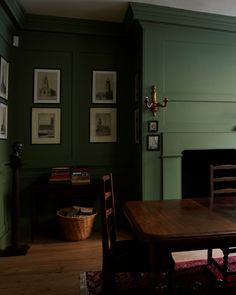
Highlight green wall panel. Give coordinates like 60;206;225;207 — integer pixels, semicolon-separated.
0;152;11;249
9;23;134;238
164;101;236;132
13;49;73;167
140;10;236;200
142;152;162;200
162;156;181;199
0;3;17;249
163;31;236;101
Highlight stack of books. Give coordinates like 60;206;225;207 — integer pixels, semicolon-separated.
49;167;71;183
65;206;94;217
71;166;90;185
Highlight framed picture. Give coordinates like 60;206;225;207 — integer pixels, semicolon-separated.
0;56;9;100
0;102;7;139
90;107;117;143
147;134;160;151
92;70;116;103
31;108;61;144
148;120;158;132
134;108;140;144
34;69;60;103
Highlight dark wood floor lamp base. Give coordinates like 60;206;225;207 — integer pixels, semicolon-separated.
0;244;30;257
0;142;29;257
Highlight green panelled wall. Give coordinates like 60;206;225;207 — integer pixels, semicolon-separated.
0;1;138;245
0;4;17;248
3;1;236;247
130;4;236;200
14;29;136;236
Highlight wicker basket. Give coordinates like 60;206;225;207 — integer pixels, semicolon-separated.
57;207;97;241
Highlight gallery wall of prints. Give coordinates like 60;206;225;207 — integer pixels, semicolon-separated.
0;56;9;140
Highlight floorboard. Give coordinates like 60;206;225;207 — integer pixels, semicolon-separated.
0;231;223;295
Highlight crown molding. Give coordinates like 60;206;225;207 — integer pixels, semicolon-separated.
1;0;126;36
128;2;236;32
2;0;26;28
22;14;126;36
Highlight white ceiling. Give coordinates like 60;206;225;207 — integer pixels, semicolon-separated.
17;0;236;23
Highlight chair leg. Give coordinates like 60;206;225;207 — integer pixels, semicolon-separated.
207;249;213;264
222;250;229;283
102;269;116;295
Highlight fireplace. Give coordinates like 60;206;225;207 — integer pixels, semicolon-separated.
181;149;236;198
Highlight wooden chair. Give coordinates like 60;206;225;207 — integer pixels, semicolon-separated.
207;164;236;282
100;173;150;294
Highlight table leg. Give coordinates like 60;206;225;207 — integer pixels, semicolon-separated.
148;242;175;294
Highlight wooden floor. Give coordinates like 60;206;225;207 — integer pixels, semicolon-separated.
0;231;223;295
0;232;102;295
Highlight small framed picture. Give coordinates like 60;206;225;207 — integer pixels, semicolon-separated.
134;108;140;144
31;108;61;144
92;70;116;103
34;69;60;103
90;107;117;143
148;120;158;132
0;102;8;139
0;56;9;100
147;134;160;151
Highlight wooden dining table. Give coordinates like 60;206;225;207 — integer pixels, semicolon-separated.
124;198;236;293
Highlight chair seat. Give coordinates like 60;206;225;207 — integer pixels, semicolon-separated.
110;239;149;272
224;247;236;252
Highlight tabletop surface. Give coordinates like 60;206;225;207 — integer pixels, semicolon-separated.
124;198;236;242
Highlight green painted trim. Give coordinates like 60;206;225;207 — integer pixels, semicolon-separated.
23;14;126;36
129;2;236;32
0;7;15;44
2;0;25;27
3;0;126;36
161;154;182;158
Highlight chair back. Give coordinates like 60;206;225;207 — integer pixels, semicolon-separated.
100;173;117;262
210;164;236;209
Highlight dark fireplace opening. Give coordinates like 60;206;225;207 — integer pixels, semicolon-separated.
182;149;236;198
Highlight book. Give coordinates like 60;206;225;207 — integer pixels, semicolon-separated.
49;166;71;183
71;175;90;185
65;206;94;217
71;166;90;185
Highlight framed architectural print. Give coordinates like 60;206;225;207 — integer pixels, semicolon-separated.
148;120;158;132
31;108;61;144
90;107;117;143
0;56;9;100
147;134;160;151
134;108;140;144
0;102;7;139
34;69;60;103
92;70;116;103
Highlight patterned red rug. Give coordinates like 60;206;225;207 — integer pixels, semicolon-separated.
80;257;236;294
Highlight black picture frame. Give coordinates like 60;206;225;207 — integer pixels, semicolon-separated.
92;70;117;104
0;56;9;100
0;102;8;139
31;107;61;144
147;134;160;151
148;120;158;132
33;68;61;104
90;107;117;143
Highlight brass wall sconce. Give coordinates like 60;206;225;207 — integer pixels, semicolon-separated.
144;85;168;117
